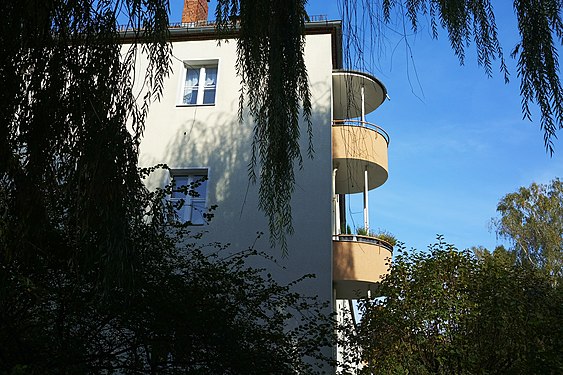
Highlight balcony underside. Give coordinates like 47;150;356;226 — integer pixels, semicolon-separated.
333;70;387;120
333;236;392;299
332;123;389;194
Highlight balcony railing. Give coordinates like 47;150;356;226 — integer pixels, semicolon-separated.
332;119;390;145
332;235;393;299
333;234;394;252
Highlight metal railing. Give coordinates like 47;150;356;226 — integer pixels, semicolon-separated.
169;20;217;28
118;15;328;32
332;234;394;252
308;14;328;22
332;119;390;145
117;20;216;32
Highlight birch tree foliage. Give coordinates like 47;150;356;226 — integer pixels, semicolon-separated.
493;178;563;279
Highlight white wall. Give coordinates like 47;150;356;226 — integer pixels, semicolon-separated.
137;32;334;304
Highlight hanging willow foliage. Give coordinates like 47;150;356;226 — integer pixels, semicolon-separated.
4;0;562;262
512;0;563;155
340;0;563;154
338;0;508;91
0;0;171;284
214;0;563;253
216;0;312;254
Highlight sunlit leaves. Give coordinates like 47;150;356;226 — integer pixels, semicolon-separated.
342;0;563;151
493;178;563;280
342;239;563;374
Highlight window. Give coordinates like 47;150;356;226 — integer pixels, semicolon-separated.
181;62;217;105
169;169;208;225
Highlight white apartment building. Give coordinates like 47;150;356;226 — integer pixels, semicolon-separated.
132;0;393;369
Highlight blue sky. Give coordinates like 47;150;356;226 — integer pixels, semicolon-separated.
171;1;563;252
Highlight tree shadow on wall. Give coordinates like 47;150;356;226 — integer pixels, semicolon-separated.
155;86;332;269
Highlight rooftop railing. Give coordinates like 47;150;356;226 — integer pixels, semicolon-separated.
118;15;328;32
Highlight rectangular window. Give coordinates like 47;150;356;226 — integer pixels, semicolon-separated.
169;169;208;225
181;62;217;105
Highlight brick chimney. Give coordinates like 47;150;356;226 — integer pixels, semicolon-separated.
182;0;210;24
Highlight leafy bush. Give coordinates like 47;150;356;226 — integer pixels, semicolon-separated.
356;227;368;236
355;228;396;247
0;165;335;374
339;237;563;375
374;230;397;246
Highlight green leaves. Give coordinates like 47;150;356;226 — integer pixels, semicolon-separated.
343;238;563;374
493;178;563;280
0;0;172;285
513;0;563;154
342;0;563;151
0;236;335;373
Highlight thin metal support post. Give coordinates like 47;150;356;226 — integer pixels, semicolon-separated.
333;168;339;235
363;167;369;231
361;84;365;122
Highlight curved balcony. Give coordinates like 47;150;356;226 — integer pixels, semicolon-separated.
332;120;389;194
333;235;393;299
333;70;387;120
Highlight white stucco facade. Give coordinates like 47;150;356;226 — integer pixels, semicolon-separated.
132;19;392;372
136;26;337;301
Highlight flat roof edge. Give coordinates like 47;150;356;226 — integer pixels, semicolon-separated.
332;69;387;97
119;19;343;68
119;20;342;42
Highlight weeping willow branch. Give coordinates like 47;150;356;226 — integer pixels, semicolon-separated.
216;0;312;254
0;0;171;286
513;0;563;155
341;0;563;153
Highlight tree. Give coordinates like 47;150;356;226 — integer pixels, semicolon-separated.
340;238;563;374
3;0;563;255
215;0;312;251
0;174;335;374
0;3;337;372
336;0;563;153
493;178;563;279
0;246;335;374
211;0;563;248
0;0;171;281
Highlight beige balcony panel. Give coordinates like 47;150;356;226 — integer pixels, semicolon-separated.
333;236;392;299
333;122;389;194
332;70;387;120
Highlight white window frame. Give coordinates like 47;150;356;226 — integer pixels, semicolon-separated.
177;60;218;106
168;168;209;225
